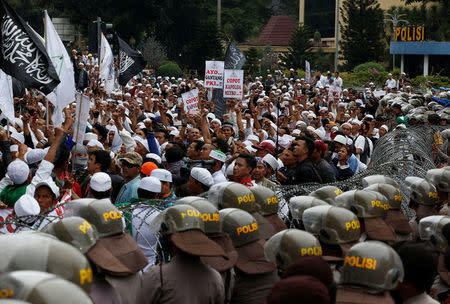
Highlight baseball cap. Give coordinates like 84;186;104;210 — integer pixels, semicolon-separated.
43;216;99;254
264;229;322;270
309;186;343;204
65;199;148;276
90;172;111;192
139;176;161;193
253;142;275;154
220;208;276;274
14;195;40;223
0;234;93;293
191;167;213;187
140;162;158;176
0;271;93;304
159;205;226;257
119;152;143;166
7;160;29;185
150;169;172;183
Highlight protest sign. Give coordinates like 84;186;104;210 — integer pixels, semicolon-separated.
73;93;91;144
182;88;199;113
0;208;15;233
205;61;224;89
305;61;311;82
223;69;244;99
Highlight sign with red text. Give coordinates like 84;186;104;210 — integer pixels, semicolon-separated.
205;61;224;89
0;208;15;234
182;88;199;113
223;69;243;99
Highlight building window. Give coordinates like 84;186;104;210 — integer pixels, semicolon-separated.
305;0;336;39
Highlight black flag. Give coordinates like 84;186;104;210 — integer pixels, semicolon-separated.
0;0;60;94
116;35;146;86
213;42;246;118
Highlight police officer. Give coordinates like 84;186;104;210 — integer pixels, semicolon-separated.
250;186;287;232
333;190;396;243
0;271;93;304
0;233;93;294
361;175;399;189
65;198;148;304
336;241;404;303
140;204;226;304
288;196;328;229
365;183;413;241
425;168;450;215
220;208;278;304
309;185;343;205
208;182;276;240
264;229;322;272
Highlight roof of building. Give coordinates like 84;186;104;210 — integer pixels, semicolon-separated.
241;15;297;46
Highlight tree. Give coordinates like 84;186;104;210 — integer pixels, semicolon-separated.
141;37;168;70
313;30;322;47
340;0;385;69
244;47;261;75
279;23;313;70
260;46;279;71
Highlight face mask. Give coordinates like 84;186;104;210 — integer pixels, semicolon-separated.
74;156;88;169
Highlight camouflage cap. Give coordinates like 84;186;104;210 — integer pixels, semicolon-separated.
309;186;343;204
119;152;143;166
405;176;438;206
0;271;92;304
176;197;221;235
219;208;259;247
43;216;99;254
303;205;361;245
264;229;322;270
341;241;404;292
289;196;328;220
249;186;279;216
64;199;123;238
419;215;450;250
361;175;399;188
0;234;93;293
425;168;450;193
364;183;403;210
208;182;257;212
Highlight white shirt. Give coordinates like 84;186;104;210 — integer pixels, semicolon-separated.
385;78;396;89
212;170;227;184
404;293;439;304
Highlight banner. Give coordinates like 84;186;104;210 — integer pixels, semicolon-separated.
205;61;224;89
116;35;147;86
305;60;311;82
0;69;14;124
99;33;115;94
213;42;246;118
0;0;60;94
44;11;76;126
182;88;199;113
73;93;91;144
0;208;15;233
223;69;244;99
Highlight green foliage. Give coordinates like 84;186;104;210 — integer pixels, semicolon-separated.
244;47;262;76
141;37;167;70
156;61;182;77
353;62;385;73
279;23;313;70
312;48;334;72
260;46;279;71
340;0;385;70
410;75;450;89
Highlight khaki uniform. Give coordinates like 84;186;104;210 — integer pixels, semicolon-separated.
140;254;225;304
230;270;279;304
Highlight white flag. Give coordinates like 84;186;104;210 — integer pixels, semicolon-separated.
305;60;311;82
44;11;75;126
73;93;91;144
100;33;115;94
0;69;14;124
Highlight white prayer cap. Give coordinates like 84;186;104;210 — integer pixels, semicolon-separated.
226;162;234;177
84;132;98;142
209;150;227;163
292;129;301;136
306;126;316;133
35;178;60;198
211;118;222;126
25;149;46;165
151;169;173;183
206;113;215;120
10;145;18;153
191;167;213;187
10;131;25;144
146;153;162;164
133;136;149;152
139;176;161;193
314;129;325;140
262;154;279;171
7;160;29;185
169;129;180;137
90;172;111;192
333;135;347;145
14;194;40;222
87;139;104;150
381;125;389;132
247;134;260;143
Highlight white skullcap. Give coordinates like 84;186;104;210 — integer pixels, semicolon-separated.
191;167;213;187
292;129;301;135
10;145;18;153
87;139;104;150
211;118;222;126
333;135;347;145
247;134;260;143
314;129;325;140
133;136;149;152
35;178;60;198
10;131;25;144
206;113;215;120
380;125;389;132
14;194;40;223
84;132;98;142
7;160;29;185
146;153;162;164
25;149;46;165
262;154;279;171
139;176;161;193
91;172;111;192
151;169;173;183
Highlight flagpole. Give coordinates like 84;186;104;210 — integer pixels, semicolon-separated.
45;98;49;127
71;93;83;175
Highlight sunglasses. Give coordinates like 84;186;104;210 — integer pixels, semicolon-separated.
122;161;138;168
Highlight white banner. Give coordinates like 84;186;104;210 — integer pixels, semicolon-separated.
73;93;91;144
305;61;311;82
44;11;76;126
182;89;199;113
100;33;115;94
205;61;224;89
223;69;244;99
0;69;14;124
0;208;15;234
